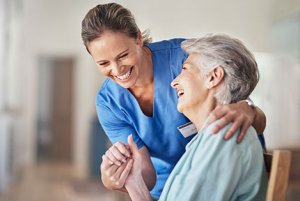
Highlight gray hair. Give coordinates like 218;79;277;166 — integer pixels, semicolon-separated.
81;3;151;53
181;34;259;104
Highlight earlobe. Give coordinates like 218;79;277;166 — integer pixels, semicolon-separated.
205;74;214;89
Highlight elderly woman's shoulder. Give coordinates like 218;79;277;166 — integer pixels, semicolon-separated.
202;120;259;151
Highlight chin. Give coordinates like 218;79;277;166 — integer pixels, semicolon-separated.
177;105;183;113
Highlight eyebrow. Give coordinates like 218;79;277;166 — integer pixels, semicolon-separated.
182;62;191;68
96;48;129;64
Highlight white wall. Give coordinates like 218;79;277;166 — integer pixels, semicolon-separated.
0;0;6;109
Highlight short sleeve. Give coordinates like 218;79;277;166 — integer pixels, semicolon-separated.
96;102;145;148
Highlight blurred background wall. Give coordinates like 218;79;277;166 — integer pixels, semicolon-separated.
0;0;300;200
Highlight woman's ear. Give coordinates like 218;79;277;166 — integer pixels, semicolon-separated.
136;31;143;46
206;66;224;89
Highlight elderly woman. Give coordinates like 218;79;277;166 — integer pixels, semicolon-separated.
124;34;268;201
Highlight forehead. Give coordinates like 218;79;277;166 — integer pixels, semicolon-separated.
88;31;136;60
185;53;201;66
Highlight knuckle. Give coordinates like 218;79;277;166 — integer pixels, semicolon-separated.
231;110;237;116
216;105;222;110
104;170;111;177
115;142;122;147
105;150;111;155
110;176;117;182
110;145;117;152
115;181;120;187
224;105;230;110
210;113;217;119
214;124;221;131
222;116;229;123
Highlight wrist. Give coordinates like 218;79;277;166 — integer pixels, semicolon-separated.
243;99;257;124
125;175;152;201
245;99;255;110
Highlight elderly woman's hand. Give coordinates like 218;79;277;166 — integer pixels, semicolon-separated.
204;100;255;143
125;135;154;201
125;135;143;186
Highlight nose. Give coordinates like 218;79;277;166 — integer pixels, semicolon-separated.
171;77;179;89
110;62;123;75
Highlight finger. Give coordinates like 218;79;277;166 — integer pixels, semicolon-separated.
106;164;120;177
223;120;241;140
115;159;133;185
102;154;114;168
205;105;227;127
119;159;133;182
237;121;251;143
125;144;131;153
114;142;131;157
211;112;235;134
128;134;138;154
110;145;128;163
110;162;128;184
105;150;122;166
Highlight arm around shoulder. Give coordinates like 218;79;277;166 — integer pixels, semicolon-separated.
252;106;266;134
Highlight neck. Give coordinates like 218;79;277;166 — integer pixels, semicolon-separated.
133;46;153;88
184;94;219;131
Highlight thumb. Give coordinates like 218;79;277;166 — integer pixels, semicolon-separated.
128;134;138;154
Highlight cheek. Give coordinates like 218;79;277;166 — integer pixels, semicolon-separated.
130;55;139;66
130;50;142;64
97;66;110;76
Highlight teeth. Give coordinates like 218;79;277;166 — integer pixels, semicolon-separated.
116;68;132;80
177;90;184;97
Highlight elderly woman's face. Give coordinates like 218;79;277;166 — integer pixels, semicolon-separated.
171;53;209;114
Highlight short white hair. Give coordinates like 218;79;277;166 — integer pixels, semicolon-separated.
181;34;259;104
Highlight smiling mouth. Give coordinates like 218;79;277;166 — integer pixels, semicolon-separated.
115;67;133;81
177;89;184;98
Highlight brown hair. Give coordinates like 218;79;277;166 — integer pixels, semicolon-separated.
81;3;151;52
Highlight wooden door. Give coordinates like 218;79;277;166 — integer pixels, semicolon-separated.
49;58;73;162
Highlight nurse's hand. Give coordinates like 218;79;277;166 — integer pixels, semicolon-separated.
104;142;131;166
101;142;132;190
205;101;255;143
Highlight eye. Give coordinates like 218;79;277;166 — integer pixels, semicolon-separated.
98;62;109;67
119;53;129;60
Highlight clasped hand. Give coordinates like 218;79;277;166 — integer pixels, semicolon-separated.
101;135;142;190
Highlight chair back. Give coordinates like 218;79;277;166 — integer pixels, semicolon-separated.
264;150;292;201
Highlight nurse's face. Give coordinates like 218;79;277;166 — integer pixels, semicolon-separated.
171;53;208;114
88;31;144;89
